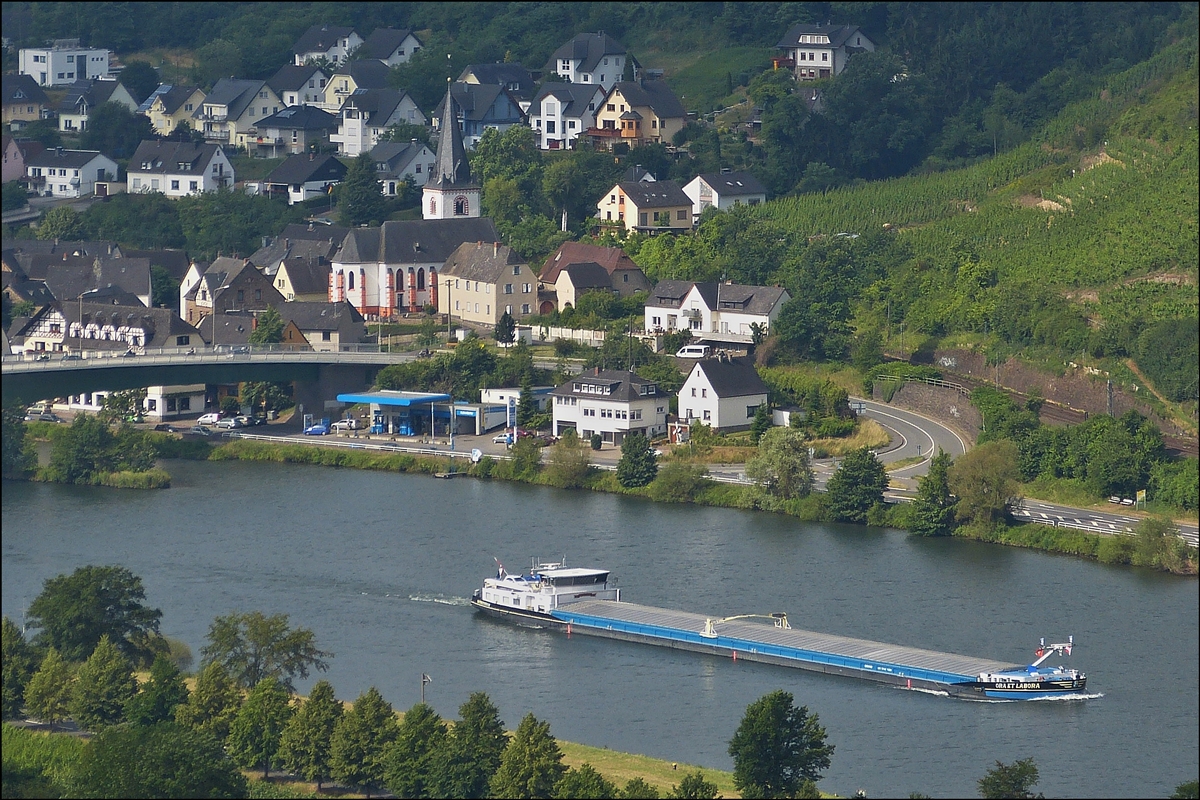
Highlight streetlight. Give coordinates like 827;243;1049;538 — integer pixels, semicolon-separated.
75;289;95;355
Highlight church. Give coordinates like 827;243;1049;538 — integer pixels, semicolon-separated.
329;82;498;318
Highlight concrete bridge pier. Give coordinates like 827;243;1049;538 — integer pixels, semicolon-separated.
288;363;381;431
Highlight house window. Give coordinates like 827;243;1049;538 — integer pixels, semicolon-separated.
453;195;468;215
167;398;176;412
504;284;513;294
189;180;198;191
237;289;244;302
521;304;530;314
147;399;157;411
639;213;647;225
822;53;828;62
677;209;687;220
701;389;707;398
255;289;261;301
171;180;180;190
546;121;555;134
522;283;531;293
691;388;697;397
180;396;190;411
568;120;576;129
513;265;521;275
176;335;190;346
322;331;331;341
747;406;758;418
703;410;711;420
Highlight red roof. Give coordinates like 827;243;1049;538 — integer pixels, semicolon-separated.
539;241;640;284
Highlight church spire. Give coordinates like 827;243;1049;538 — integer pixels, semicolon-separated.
431;78;474;188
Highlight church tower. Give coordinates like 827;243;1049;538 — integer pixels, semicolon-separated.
423;81;480;220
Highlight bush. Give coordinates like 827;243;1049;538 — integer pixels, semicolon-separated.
647;462;710;503
97;469;171;489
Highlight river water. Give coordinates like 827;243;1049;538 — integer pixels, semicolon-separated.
2;459;1196;798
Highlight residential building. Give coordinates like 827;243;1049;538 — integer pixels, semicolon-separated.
431;82;526;149
17;300;200;356
33;254;151;307
361;28;422;66
127;140;233;197
458;63;536;111
25;148;118;198
2;74;51;127
122;248;192;288
140;84;205;135
249;105;339;158
249;222;349;274
550;368;668;444
267;63;329;108
321;60;393;112
371;140;436;196
589;79;687;150
263;153;347;205
143;384;207;420
424;83;480;221
528;82;605;150
182;258;283;328
678;355;769;431
774;23;876;81
193;78;281;147
438;240;538;329
538;241;650;313
272;257;332;302
682;170;768;220
644;280;790;345
19;40;110;87
596;179;692;231
330;88;425;156
544;32;636;93
331;217;500;318
292;24;363;67
278;300;365;351
2;135;43;183
57;78;140;133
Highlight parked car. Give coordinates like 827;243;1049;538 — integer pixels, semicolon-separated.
32;352;50;362
215;417;244;429
493;432;514;444
60;353;82;361
304;422;330;436
331;418;361;431
244;415;268;427
188;425;213;436
230;345;251;355
197;412;222;425
28;412;63;423
154;423;180;432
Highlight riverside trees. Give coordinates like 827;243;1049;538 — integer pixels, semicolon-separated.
728;690;834;799
200;610;332;692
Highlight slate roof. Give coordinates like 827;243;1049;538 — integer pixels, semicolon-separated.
362;28;419;60
550;369;660;402
335;218;501;266
265;153;347;185
459;63;535;100
531;82;603;116
775;23;868;50
256;104;338;132
3;73;49;107
2;240;121;277
610;79;687;119
546;33;627;74
540;242;642;284
57;78;128;114
339;88;417;127
129;140;224;176
199;78;265;120
293;25;358;57
370;140;427;173
278;258;332;294
267;64;326;95
694;170;767;197
59;302;201;348
4;280;55;307
79;284;146;307
619;179;690;209
39;257;150;303
440;240;526;283
279;300;362;331
432;83;524;123
196;311;255;345
692;357;769;398
428;84;476;189
145;84;203;115
277;221;352;246
250;237;337;271
647;279;695;308
621;165;655;183
26;148;109;169
122;249;191;282
331;60;392;91
562;261;612;290
648;280;787;316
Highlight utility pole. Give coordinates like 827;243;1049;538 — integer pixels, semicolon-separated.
420;673;431;704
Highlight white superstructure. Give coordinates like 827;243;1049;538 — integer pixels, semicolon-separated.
474;559;619;617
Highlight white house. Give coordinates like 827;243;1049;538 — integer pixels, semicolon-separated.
644;280;790;345
19;39;109;87
263;153;347;205
774;23;876;81
370;140;436;197
193;78;282;148
143;384;206;420
25;148;117;198
330;88;425;156
292;24;363;67
57;78;140;132
544;33;635;93
550;368;668;444
682;170;767;220
127;140;234;197
678;356;769;432
267;63;330;108
528;82;605;150
361;28;423;67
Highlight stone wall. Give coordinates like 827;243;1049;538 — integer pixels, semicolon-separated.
871;382;982;444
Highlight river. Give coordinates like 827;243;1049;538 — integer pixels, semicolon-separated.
2;459;1196;798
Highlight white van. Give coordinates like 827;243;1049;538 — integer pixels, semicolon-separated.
675;344;711;358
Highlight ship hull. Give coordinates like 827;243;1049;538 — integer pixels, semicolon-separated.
960;677;1088;699
470;596;564;628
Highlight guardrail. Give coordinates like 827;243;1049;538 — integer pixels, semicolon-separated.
873;374;970;397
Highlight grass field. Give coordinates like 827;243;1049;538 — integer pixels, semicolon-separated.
559;739;740;797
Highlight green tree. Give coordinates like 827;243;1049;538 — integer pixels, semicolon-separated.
825;447;888;524
330;687;399;798
544;429;593;489
2;180;29;211
70;634;137;731
384;702;449;799
668;770;719;799
36;206;86;240
338;152;386;227
616;431;658;488
220;396;241;418
746;427;814;502
909;450;957;536
416;317;440;350
249;306;285;344
1132;516;1195;573
23;648;73;730
729;690;834;798
80;101;154;159
100;388;148;424
648;461;710;503
489;712;567;799
70;721;248;799
241;381;292;416
151;264;181;309
174;660;242;743
46;414;116;484
851;328;884;371
430;691;509;799
1171;779;1200;799
1;402;36;479
200;610;331;692
553;763;619;799
27;565;163;665
517;374;538;427
125;653;189;726
118;61;161;106
750;403;772;444
381;121;433;148
2;616;37;719
621;777;661;799
193;39;242;90
948;440;1022;526
495;310;517;348
278;679;343;791
227;676;294;779
977;757;1042;799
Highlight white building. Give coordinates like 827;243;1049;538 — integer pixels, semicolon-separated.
25;148;117;198
528;82;605;150
19;40;110;87
126;140;234;197
774;23;876;81
682;170;767;220
544;33;635;93
550;368;668;445
644;280;790;346
678;356;769;432
143;384;206;420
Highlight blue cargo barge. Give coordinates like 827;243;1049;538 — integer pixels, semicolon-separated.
470;560;1088;700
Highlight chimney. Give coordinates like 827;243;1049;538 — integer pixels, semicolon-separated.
309;151;315;161
594;366;600;375
493;241;498;257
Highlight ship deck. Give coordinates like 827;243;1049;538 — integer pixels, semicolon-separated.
551;600;1018;686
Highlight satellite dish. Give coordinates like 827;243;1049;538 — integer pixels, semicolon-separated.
470;448;482;463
